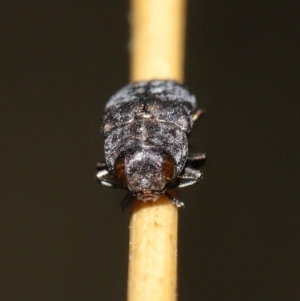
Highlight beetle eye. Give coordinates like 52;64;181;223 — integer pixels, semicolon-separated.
162;153;175;183
114;156;127;185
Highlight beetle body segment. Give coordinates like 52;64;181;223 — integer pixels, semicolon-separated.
102;80;196;137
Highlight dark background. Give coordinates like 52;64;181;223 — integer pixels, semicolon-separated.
1;0;299;300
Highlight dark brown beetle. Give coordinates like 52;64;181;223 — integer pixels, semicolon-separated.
96;80;205;209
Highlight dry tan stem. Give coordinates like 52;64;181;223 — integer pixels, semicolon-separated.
128;196;178;301
130;0;186;83
128;0;186;300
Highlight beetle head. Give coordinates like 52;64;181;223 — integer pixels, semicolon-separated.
114;150;175;202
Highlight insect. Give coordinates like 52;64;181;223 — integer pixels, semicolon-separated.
96;80;206;209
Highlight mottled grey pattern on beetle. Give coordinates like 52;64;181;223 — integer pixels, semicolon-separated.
96;80;206;209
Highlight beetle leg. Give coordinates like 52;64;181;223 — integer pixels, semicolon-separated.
168;166;203;189
96;162;108;170
96;168;127;189
96;168;110;180
100;180;127;189
187;153;206;162
186;153;206;169
192;109;204;123
121;193;134;211
172;179;199;188
165;191;185;208
178;166;202;180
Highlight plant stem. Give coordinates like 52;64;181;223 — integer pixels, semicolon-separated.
130;0;186;83
128;0;186;300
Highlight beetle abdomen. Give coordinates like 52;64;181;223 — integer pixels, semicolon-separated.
104;119;188;174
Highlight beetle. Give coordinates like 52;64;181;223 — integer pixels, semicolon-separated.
96;80;205;209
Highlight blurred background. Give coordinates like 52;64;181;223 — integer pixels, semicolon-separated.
1;0;299;300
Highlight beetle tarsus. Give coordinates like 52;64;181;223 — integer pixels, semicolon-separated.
192;109;205;123
165;192;185;208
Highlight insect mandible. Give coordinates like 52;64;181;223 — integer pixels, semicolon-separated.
96;80;206;209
